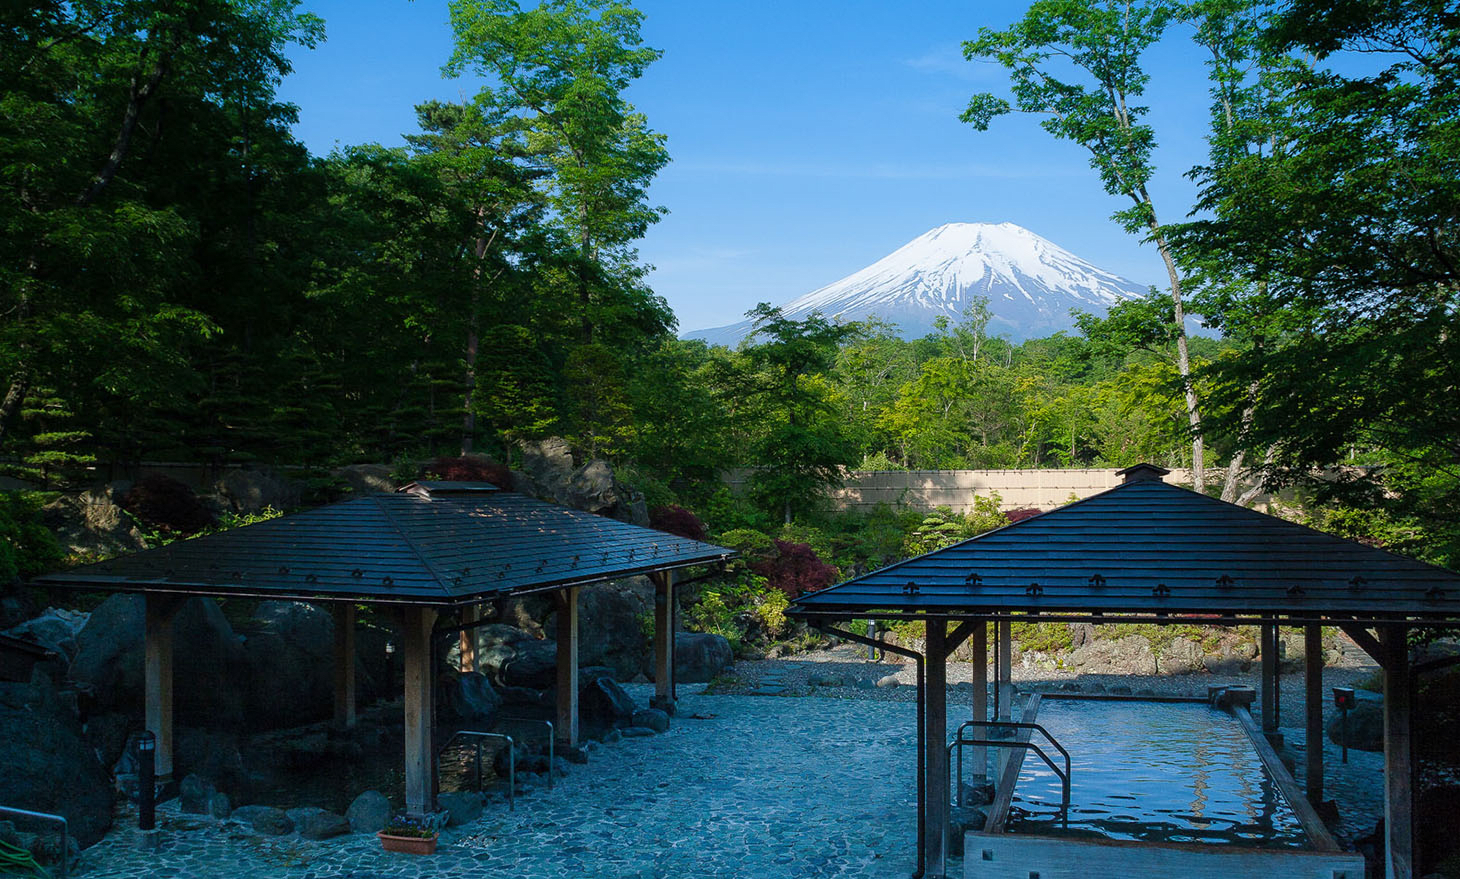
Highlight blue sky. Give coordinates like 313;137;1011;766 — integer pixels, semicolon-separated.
277;1;1219;333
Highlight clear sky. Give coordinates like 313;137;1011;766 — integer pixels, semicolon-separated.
277;1;1219;334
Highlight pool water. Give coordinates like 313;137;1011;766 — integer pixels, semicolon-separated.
1002;699;1309;848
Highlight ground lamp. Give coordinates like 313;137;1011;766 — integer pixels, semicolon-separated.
1332;687;1355;764
136;731;157;831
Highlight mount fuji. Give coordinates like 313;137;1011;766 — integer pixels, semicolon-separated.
684;222;1151;345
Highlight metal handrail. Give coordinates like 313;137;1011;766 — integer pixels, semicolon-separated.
438;731;515;811
947;734;1071;810
951;719;1072;810
0;806;68;878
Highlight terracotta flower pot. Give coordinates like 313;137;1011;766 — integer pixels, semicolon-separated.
378;831;438;855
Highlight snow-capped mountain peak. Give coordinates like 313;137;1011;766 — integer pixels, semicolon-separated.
686;222;1148;345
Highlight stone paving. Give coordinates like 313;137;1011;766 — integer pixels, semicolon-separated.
74;684;923;878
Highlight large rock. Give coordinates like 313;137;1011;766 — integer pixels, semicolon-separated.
671;632;733;683
287;806;350;840
437;791;484;827
438;671;501;723
346;790;392;834
1326;698;1384;751
233;805;293;835
515;439;649;525
4;607;89;663
472;625;559;690
576;579;652;679
69;594;247;728
179;774;216;814
40;484;147;557
0;673;114;846
332;464;396;496
1159;637;1205;675
1067;634;1158;676
579;676;637;735
238;601;334;730
213;468;300;513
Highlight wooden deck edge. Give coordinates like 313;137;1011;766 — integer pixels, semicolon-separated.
982;692;1042;834
1040;692;1208;703
1230;704;1342;852
963;832;1366;879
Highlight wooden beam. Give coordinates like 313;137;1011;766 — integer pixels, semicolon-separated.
970;622;988;782
1381;626;1413;879
1231;705;1341;852
555;586;580;748
458;603;480;672
983;693;1043;834
1338;623;1387;669
143;595;182;779
332;603;357;729
996;620;1012;722
925;619;949;879
401;604;438;817
946;621;972;653
1304;624;1323;805
1260;624;1278;735
652;570;676;713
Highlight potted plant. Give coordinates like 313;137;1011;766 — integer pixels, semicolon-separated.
378;814;438;855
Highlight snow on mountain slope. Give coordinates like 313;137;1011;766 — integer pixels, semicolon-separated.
685;222;1150;345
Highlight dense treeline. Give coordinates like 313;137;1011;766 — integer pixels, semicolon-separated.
2;0;1457;569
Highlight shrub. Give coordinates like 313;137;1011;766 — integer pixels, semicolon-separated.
753;539;838;598
649;505;708;541
0;492;63;582
121;474;216;535
717;528;775;563
421;455;512;488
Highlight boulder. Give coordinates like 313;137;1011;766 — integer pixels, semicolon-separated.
671;632;733;683
213;468;299;514
70;594;247;729
1327;698;1384;751
501;638;558;690
437;791;484;827
631;708;670;733
233;805;293;836
621;726;656;738
1067;635;1157;676
179;774;216;814
471;624;541;686
580;676;637;734
4;608;89;662
876;675;901;688
576;579;652;679
516;439;649;525
175;727;245;789
238;601;334;730
0;673;114;847
346;790;391;834
210;792;232;819
287;807;350;840
332;464;396;496
1159;637;1205;675
438;671;501;723
40;483;147;557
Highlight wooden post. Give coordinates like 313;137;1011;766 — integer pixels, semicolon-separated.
332;603;357;729
1304;624;1323;805
144;595;181;779
1261;624;1278;735
997;620;1013;721
652;570;676;714
971;621;988;781
925;619;949;879
555;586;580;748
458;603;481;672
401;604;438;817
1381;626;1413;879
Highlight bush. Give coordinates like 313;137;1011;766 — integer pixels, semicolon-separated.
0;492;63;582
421;455;513;488
649;505;708;541
121;474;216;535
717;528;775;563
753;539;839;598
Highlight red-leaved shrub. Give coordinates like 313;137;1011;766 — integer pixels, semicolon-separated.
1004;508;1043;524
121;474;216;535
649;505;708;541
752;539;838;598
422;455;512;489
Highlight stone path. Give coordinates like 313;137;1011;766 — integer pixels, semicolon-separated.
74;684;922;878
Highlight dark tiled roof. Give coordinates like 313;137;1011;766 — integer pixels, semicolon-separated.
34;488;731;606
792;479;1460;623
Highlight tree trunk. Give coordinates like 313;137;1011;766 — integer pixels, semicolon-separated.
77;34;176;207
1147;215;1204;493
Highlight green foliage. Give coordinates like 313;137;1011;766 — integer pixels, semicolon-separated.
0;492;63;583
902;498;1009;556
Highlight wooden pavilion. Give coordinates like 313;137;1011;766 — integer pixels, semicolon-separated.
34;481;733;817
790;463;1460;879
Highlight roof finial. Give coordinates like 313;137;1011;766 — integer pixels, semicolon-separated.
1116;462;1171;484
